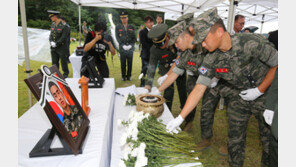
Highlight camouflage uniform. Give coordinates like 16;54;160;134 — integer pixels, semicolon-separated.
172;47;204;123
63;105;83;137
196;33;277;167
49;21;69;77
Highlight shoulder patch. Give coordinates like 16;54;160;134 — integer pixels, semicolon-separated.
176;59;179;65
198;66;208;75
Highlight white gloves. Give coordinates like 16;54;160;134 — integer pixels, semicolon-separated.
138;73;144;80
239;87;263;101
263;109;274;126
149;89;161;96
166;115;184;133
157;74;168;86
123;45;132;51
210;77;219;88
50;41;56;48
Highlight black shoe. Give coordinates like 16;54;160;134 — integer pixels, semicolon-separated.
127;77;131;81
122;77;126;81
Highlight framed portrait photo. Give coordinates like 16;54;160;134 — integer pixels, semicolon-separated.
24;65;90;157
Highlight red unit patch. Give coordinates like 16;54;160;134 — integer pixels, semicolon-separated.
128;29;133;31
119;29;123;31
162;54;168;58
57;29;61;31
216;68;229;73
187;61;196;66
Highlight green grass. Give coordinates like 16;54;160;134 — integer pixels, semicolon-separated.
18;41;261;166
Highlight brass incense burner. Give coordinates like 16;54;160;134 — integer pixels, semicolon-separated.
136;94;165;118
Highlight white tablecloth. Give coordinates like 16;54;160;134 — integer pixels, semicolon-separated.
18;78;115;167
69;52;83;78
110;87;202;167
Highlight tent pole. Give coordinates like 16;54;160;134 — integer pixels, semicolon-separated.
78;4;82;46
227;0;238;33
260;14;265;34
19;0;32;107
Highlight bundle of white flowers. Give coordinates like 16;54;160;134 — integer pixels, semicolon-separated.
123;94;136;106
118;110;202;167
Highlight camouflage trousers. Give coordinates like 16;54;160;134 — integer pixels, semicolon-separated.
200;79;231;139
186;75;199;122
226;93;270;167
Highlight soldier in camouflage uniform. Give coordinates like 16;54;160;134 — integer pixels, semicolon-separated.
49;81;83;138
115;11;136;81
160;22;230;154
144;23;187;111
166;8;278;167
48;10;69;78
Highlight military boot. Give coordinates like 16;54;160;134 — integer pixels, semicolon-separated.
195;139;211;152
218;145;228;156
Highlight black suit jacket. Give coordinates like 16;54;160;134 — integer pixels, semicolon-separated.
139;28;153;60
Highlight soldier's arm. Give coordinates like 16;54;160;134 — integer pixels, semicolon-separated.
255;37;278;93
56;26;68;47
179;83;207;119
158;71;179;92
258;65;278;93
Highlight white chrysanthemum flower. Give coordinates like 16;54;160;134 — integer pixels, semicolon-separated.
122;144;132;160
131;147;139;157
135;155;148;167
120;132;128;146
117;119;123;128
119;160;126;167
144;112;150;118
123;94;128;106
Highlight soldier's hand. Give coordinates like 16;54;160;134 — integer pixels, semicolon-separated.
263;109;274;126
166;115;184;134
138;73;144;80
210;77;219;88
50;41;56;48
239;87;263;101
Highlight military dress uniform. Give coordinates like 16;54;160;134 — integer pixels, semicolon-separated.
196;33;277;167
115;12;136;80
49;16;69;78
146;24;187;111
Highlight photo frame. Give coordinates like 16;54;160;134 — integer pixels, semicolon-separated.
80;56;105;88
24;65;90;157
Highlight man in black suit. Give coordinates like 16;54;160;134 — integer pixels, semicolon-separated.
139;16;154;87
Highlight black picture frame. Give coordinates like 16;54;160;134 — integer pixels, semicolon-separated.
24;65;90;157
80;56;105;88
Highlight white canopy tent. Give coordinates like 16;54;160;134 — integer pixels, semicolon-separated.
70;0;278;42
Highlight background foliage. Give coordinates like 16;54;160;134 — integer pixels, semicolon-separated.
18;0;177;40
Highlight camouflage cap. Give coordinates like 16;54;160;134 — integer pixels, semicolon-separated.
176;13;194;23
189;7;221;44
166;21;187;47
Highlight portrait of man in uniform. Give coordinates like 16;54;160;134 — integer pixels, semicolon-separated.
48;81;83;138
